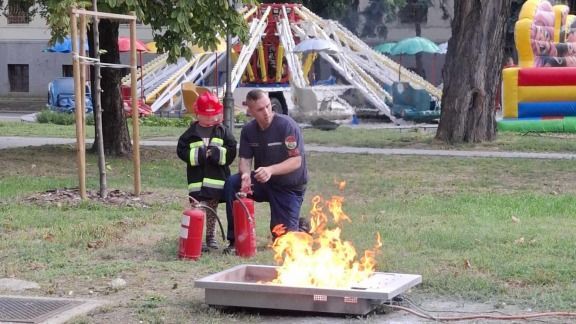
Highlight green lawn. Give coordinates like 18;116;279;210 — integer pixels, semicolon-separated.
0;143;575;322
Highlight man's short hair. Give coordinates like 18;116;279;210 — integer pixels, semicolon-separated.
246;89;268;102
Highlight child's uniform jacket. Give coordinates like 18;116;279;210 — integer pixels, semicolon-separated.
177;123;237;202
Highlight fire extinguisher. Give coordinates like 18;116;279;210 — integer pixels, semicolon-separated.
179;197;225;260
233;192;256;257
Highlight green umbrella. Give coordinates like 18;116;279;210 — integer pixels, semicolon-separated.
389;36;440;55
373;42;396;54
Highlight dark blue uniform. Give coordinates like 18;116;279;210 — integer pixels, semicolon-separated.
224;114;307;243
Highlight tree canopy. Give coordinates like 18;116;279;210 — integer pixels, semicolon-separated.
35;0;249;63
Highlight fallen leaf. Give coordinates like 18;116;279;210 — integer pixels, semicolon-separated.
87;240;104;249
29;262;45;270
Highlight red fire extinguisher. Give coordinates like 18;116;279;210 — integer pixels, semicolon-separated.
179;206;204;260
179;198;225;260
233;192;256;257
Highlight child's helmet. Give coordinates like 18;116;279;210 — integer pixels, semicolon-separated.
194;92;223;116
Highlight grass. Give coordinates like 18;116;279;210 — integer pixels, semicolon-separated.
1;143;576;322
3;118;576;152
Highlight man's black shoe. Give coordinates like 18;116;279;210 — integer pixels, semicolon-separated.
222;242;235;255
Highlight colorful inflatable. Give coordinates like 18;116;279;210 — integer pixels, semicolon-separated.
500;0;576;132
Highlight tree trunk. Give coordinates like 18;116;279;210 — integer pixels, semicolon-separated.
435;1;511;144
93;19;132;157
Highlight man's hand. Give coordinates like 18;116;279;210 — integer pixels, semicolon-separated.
240;172;252;193
254;166;272;183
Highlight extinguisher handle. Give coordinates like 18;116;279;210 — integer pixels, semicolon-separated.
235;192;255;225
237;192;247;199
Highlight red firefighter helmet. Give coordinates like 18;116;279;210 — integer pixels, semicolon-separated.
194;92;223;116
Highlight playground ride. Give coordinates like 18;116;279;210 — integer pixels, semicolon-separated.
47;77;93;113
125;3;442;124
121;85;153;117
390;82;440;123
500;0;576;132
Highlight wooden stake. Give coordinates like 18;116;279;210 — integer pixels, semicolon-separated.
80;14;87;160
70;9;86;199
130;13;141;196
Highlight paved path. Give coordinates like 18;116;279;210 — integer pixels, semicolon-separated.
2;136;576;160
0;113;29;122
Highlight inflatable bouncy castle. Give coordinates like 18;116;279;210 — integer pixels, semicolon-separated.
500;0;576;132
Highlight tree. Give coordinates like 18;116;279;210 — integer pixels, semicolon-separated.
435;1;512;143
32;0;249;157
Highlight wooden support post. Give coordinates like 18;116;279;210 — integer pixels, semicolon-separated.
80;14;87;155
70;9;87;199
130;14;141;196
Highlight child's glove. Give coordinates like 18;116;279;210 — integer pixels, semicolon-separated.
206;145;225;166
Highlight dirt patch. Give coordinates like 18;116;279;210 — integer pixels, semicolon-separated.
23;188;152;208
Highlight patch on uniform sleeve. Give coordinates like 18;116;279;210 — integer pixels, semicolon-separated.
285;135;298;150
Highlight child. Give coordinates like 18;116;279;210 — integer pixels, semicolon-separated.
177;92;237;251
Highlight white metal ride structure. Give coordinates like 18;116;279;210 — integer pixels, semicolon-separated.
126;3;442;123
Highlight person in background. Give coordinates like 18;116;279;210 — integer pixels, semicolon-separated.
496;56;517;112
223;89;308;254
177;92;237;251
504;56;516;68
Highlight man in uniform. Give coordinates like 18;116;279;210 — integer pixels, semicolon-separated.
223;89;308;254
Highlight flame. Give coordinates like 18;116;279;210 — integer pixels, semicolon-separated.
335;179;346;191
271;194;382;288
327;195;350;224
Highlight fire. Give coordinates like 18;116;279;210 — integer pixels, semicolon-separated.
336;179;346;191
271;193;382;288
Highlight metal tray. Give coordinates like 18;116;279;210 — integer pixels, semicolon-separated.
195;264;421;315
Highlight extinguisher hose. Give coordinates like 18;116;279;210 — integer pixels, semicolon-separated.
235;192;255;225
188;196;226;242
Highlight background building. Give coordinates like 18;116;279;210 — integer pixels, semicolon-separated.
0;2;153;99
0;1;452;98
